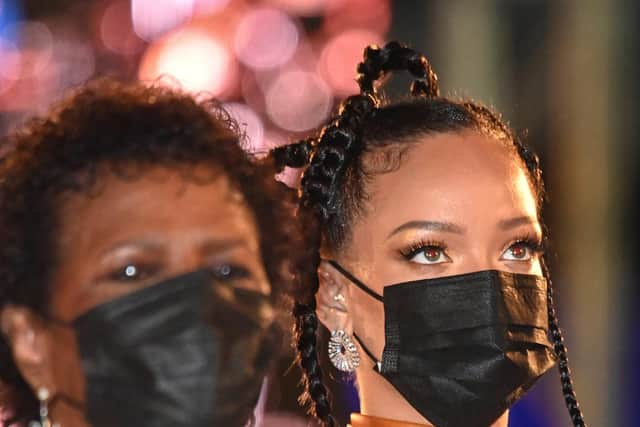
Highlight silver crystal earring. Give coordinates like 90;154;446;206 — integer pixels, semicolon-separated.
328;329;360;372
29;387;59;427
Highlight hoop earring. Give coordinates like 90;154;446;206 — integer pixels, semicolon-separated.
29;387;59;427
328;330;360;372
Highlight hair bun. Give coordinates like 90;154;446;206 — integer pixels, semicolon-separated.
271;138;315;172
357;41;440;99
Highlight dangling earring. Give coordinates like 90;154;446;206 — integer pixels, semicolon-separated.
328;330;360;372
29;387;59;427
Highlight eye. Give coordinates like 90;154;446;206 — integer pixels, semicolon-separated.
210;263;251;281
108;263;160;282
401;242;451;265
500;240;542;262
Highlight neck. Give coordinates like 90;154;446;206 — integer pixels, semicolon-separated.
355;365;509;427
356;364;434;425
50;399;91;427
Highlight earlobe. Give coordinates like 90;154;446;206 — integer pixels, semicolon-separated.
1;306;52;392
316;261;352;333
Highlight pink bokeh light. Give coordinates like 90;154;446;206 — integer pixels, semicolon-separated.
139;27;236;96
194;0;232;15
6;21;54;80
319;29;383;96
131;0;195;42
234;7;299;70
323;0;391;35
265;69;332;132
0;39;21;82
262;0;344;17
99;0;144;55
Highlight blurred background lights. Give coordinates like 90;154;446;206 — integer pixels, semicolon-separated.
319;29;383;96
11;21;54;78
0;39;21;81
224;102;264;151
323;0;391;35
266;69;331;132
263;0;329;17
139;28;235;95
131;0;195;42
234;7;299;71
194;0;231;15
99;0;143;55
0;0;21;41
53;35;96;88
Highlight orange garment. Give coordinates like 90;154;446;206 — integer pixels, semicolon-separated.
349;413;429;427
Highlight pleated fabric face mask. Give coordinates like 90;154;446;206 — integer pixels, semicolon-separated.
51;267;277;427
329;261;557;427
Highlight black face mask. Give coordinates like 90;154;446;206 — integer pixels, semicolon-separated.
328;261;557;427
52;268;278;427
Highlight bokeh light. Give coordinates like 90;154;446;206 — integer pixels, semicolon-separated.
263;0;341;17
224;102;264;151
0;39;21;82
265;69;332;132
194;0;231;15
234;8;299;70
99;0;144;55
8;21;54;79
139;27;236;96
53;32;96;89
323;0;391;35
0;0;22;41
319;29;383;96
131;0;195;42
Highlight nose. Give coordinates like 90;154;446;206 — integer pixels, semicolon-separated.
168;241;209;277
458;248;500;274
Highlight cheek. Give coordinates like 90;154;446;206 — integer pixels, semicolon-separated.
45;327;86;401
349;290;386;360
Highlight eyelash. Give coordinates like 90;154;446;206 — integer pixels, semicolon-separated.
504;234;545;258
398;235;545;263
107;262;161;282
399;239;448;260
210;263;251;281
107;263;252;283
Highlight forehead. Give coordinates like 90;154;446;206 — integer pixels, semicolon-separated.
55;166;259;250
357;131;538;234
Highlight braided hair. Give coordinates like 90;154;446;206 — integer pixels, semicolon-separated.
272;41;586;426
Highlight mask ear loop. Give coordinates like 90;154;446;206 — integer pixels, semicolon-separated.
326;260;383;302
326;260;384;372
352;333;382;373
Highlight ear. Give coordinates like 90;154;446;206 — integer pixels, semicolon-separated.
316;260;352;333
0;305;56;394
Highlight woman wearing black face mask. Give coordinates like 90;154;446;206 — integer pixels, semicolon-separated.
0;80;300;427
272;42;587;427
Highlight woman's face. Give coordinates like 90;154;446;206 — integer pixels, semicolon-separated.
11;166;270;422
318;130;541;424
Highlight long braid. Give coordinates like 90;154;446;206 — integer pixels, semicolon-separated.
278;94;375;426
292;204;335;426
542;257;587;427
466;100;587;427
272;41;444;425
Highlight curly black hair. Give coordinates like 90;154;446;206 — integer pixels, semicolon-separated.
0;79;301;424
272;41;587;427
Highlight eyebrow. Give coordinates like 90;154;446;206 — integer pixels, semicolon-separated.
387;220;466;239
102;237;251;257
200;238;252;254
497;216;539;230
